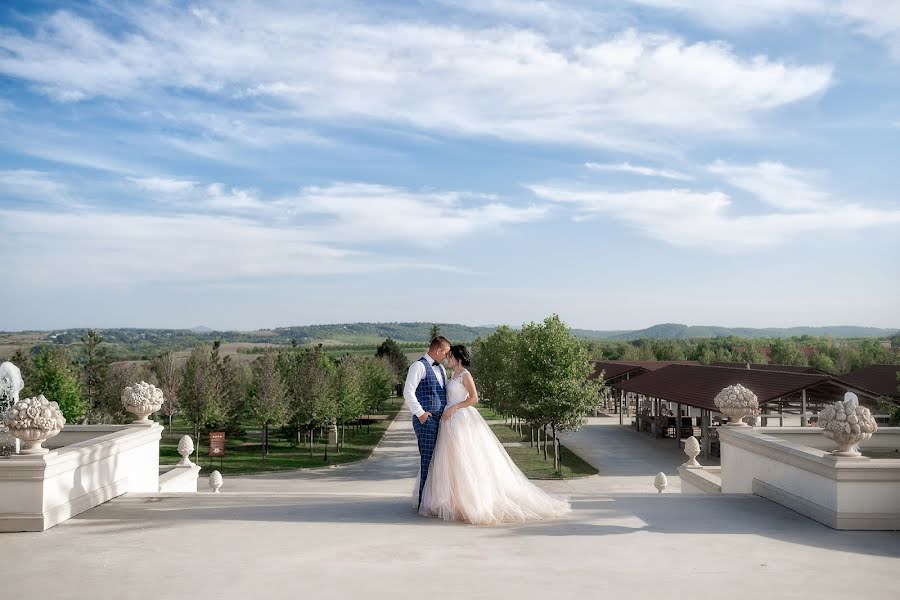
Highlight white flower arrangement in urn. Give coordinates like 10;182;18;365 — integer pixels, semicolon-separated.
121;381;165;424
1;394;66;455
817;392;877;457
713;384;760;426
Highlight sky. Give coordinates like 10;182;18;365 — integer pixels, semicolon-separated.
0;0;898;332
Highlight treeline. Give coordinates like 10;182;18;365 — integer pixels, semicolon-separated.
236;340;426;357
472;315;600;473
5;332;403;461
34;322;495;360
586;336;899;373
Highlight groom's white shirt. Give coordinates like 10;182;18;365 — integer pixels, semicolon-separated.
403;354;445;418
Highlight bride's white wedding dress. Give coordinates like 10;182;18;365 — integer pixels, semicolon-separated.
418;369;571;525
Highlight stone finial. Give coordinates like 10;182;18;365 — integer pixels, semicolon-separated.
209;470;223;493
683;436;701;467
654;472;668;493
177;435;195;466
817;392;877;457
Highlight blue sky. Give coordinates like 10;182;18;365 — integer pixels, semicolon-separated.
1;0;898;331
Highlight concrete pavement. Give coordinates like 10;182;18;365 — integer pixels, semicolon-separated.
2;407;898;600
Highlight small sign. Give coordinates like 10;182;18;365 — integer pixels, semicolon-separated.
208;432;225;457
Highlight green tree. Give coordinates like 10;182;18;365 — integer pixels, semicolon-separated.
518;315;599;473
79;330;109;420
429;324;441;341
332;356;365;455
736;345;767;365
179;344;228;461
149;352;182;429
249;353;289;457
362;357;395;415
279;346;335;457
31;347;85;423
808;352;837;374
471;326;519;419
375;337;408;382
94;362;144;424
770;338;807;366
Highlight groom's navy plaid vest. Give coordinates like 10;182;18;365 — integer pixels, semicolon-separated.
415;357;446;415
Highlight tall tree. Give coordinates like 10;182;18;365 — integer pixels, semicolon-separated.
279;346;334;456
770;338;807;366
179;344;227;462
149;352;182;429
249;353;289;456
375;337;408;382
471;326;519;418
79;330;109;419
361;357;395;415
332;356;365;454
429;324;441;341
30;347;85;423
518;315;599;473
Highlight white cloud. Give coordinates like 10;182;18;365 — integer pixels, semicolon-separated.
585;161;693;180
624;0;900;58
129;176;197;194
0;169;70;200
0;3;832;152
0;208;366;287
0;176;545;288
284;183;546;247
527;160;900;250
707;161;830;211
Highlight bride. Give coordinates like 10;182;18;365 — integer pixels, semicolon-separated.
418;344;571;525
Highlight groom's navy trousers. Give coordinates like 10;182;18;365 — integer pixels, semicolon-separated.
412;357;447;508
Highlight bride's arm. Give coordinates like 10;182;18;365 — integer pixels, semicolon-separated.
442;372;479;420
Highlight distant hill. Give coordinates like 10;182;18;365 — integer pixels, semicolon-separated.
605;323;898;341
1;322;896;362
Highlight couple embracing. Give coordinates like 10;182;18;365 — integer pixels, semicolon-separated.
403;336;571;525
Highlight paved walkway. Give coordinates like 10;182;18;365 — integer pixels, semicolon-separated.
3;408;899;600
556;416;720;493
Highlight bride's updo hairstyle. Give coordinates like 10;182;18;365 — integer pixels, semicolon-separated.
450;344;471;368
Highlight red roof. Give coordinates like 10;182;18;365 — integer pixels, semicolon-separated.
591;360;700;382
840;364;900;398
710;362;825;375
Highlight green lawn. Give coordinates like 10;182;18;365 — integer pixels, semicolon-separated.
159;397;402;475
474;404;503;420
489;423;598;480
156;397;595;480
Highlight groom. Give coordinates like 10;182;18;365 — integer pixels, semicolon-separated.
403;336;451;508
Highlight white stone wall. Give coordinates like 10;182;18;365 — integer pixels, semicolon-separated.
718;427;900;530
0;423;162;532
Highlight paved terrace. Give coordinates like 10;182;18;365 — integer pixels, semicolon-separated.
3;409;898;600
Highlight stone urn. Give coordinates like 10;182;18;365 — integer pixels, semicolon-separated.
121;381;165;424
1;395;66;455
714;384;759;427
817;392;878;457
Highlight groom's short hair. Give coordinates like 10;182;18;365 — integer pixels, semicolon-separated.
429;336;451;350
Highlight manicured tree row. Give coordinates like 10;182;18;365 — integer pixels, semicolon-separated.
472;315;600;473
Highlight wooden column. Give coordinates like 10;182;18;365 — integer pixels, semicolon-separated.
619;389;624;425
701;409;710;458
676;402;682;443
801;389;808;427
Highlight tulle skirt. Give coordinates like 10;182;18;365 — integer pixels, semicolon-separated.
417;406;571;525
